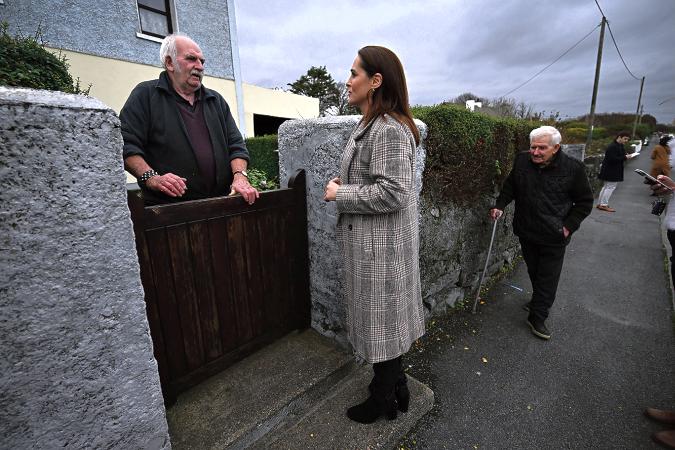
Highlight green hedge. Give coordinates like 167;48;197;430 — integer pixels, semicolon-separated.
412;104;534;204
0;22;87;93
246;134;279;180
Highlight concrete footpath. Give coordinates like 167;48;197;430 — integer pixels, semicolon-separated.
401;144;675;449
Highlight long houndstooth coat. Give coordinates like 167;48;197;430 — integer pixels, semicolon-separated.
335;114;425;364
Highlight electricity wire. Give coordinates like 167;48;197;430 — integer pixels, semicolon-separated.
498;24;600;98
594;0;641;81
606;22;641;81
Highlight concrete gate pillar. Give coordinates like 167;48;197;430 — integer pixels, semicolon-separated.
0;87;170;449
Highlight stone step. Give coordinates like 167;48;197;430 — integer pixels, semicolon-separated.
166;329;433;449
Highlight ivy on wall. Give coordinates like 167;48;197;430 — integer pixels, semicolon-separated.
412;104;533;205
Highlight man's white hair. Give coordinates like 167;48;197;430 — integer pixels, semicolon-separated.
159;32;189;68
530;125;562;145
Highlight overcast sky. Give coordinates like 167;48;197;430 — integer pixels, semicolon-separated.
233;0;675;124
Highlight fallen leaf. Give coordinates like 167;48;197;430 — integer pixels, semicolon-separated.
463;346;469;350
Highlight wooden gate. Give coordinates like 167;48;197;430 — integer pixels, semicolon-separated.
128;170;311;401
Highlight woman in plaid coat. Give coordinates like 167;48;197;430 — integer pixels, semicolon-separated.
324;46;425;424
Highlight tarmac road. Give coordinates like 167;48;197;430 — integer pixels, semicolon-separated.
402;142;675;449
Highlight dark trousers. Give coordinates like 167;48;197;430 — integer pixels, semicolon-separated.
667;230;675;287
519;238;567;321
370;356;405;398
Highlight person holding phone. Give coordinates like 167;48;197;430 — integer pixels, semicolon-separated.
490;126;593;340
596;131;636;212
324;46;424;424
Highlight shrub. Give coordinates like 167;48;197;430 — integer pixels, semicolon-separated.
585;137;614;157
563;127;587;143
635;124;651;140
247;168;279;191
564;121;588;129
0;21;89;94
246;134;279;180
412;103;534;204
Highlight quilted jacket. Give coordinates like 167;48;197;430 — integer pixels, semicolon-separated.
495;150;593;246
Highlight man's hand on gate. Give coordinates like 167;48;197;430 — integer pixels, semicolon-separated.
231;176;259;205
145;173;187;197
563;226;570;238
489;208;503;221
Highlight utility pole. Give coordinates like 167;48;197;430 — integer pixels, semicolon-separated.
632;76;645;139
585;16;606;153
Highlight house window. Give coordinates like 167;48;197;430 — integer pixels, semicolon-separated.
137;0;173;38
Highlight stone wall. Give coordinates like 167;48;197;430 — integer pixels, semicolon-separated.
0;87;170;449
561;143;585;161
278;117;520;343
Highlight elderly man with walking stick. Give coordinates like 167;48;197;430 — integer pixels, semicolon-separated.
489;126;593;340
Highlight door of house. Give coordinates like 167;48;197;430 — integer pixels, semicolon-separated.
128;170;311;401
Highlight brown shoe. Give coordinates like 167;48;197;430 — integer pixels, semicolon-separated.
652;430;675;448
645;408;675;425
597;205;616;212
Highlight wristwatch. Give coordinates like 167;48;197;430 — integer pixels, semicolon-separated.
233;170;248;179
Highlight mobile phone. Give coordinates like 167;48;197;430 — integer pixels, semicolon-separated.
634;169;673;190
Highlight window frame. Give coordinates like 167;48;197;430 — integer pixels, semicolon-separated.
135;0;177;41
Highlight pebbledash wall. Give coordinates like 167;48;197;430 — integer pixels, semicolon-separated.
0;0;319;136
0;87;170;449
278;117;522;345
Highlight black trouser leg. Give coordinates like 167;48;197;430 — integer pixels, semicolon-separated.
372;357;399;400
667;230;675;287
519;239;566;321
397;355;407;386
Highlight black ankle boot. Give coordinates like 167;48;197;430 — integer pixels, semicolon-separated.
346;394;397;424
377;376;410;412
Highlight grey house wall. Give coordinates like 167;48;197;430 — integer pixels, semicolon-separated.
0;0;235;79
0;87;170;449
278;117;520;345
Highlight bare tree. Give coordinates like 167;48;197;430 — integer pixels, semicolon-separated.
334;81;359;115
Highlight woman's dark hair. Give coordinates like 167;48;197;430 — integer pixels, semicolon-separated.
616;131;631;138
659;135;673;147
357;46;420;145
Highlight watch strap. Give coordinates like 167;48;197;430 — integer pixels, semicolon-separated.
139;169;158;183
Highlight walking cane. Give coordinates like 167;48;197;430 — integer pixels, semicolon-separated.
471;216;499;314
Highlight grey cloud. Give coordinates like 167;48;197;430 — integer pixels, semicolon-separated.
234;0;675;123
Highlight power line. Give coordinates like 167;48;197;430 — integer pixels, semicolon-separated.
594;0;641;81
498;24;600;98
593;0;606;17
605;21;641;81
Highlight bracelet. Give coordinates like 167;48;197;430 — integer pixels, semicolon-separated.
139;169;158;183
